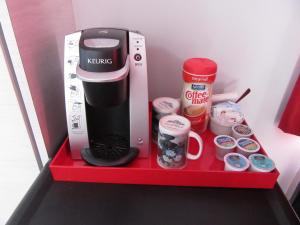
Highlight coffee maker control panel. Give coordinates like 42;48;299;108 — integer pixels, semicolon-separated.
129;31;150;157
131;37;145;64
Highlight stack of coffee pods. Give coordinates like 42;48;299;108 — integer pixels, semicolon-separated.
152;97;180;143
213;121;275;172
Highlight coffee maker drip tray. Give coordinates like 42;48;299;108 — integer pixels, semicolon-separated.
91;135;129;160
81;134;139;167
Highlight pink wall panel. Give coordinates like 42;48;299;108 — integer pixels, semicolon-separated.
6;0;75;157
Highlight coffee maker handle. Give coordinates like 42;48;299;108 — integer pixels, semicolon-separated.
187;131;203;160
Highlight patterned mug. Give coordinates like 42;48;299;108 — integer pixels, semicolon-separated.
157;114;203;169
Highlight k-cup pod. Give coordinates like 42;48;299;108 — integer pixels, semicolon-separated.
214;135;236;161
152;97;180;143
224;153;249;172
232;124;253;139
248;154;275;173
236;138;260;157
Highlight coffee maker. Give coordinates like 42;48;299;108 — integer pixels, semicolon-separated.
64;28;149;166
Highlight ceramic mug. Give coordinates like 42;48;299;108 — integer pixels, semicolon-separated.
157;114;203;169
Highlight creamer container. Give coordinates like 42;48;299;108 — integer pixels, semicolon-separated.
181;58;217;133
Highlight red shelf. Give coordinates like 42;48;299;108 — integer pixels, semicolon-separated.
50;128;279;189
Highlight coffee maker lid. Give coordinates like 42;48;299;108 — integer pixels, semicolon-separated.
76;57;129;83
78;28;128;73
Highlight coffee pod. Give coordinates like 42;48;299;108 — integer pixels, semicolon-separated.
152;97;180;143
214;135;236;161
224;153;249;172
232;124;253;139
248;154;275;172
236;138;260;157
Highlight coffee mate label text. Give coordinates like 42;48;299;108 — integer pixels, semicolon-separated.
181;82;213;133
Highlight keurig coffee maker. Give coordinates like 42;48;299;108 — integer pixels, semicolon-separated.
64;28;149;166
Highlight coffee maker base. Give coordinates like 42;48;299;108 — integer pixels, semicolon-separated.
81;147;139;167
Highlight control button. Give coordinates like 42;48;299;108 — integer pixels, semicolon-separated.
134;53;142;61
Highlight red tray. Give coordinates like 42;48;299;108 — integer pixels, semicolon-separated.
50;129;279;189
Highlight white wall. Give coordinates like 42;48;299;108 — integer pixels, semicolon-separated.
72;0;300;193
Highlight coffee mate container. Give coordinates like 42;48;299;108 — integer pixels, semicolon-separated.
181;58;217;133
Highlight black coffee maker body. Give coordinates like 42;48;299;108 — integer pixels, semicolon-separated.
64;28;149;166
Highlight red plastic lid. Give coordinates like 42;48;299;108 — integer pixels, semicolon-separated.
183;58;217;83
183;58;217;75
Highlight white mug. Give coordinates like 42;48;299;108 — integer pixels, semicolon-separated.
157;115;203;169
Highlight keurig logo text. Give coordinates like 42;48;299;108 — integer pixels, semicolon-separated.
87;58;113;64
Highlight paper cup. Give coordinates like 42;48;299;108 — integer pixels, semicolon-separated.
224;153;249;172
210;117;232;135
210;101;244;135
210;116;244;136
214;135;236;161
236;138;260;157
